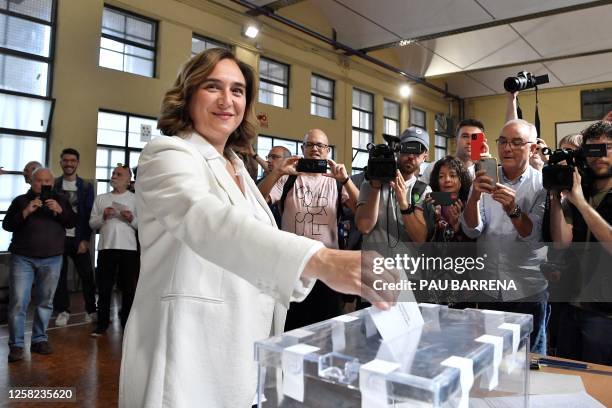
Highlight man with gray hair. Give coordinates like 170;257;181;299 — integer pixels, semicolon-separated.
461;119;548;354
2;168;75;362
22;161;42;185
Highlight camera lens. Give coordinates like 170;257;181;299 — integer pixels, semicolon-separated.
471;134;477;140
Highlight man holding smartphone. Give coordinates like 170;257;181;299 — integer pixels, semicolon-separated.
258;129;359;328
2;168;75;362
461;119;549;354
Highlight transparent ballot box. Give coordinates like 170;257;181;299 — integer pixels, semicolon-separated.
255;304;532;407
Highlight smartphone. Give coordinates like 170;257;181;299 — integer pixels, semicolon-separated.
476;157;499;185
296;158;327;173
470;132;487;161
430;191;458;206
39;185;52;202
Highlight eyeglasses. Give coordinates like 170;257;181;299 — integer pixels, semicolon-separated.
303;142;329;150
495;138;531;149
266;154;284;160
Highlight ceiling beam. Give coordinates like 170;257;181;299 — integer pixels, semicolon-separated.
359;0;612;53
437;47;612;78
231;0;463;100
246;0;308;16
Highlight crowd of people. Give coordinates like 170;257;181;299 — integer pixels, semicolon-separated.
1;48;610;406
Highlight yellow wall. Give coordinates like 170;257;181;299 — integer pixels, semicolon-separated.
465;81;612;151
49;0;452;179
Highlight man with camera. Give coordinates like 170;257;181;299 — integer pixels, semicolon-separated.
420;119;486;185
256;146;291;226
461;119;549;354
549;121;612;365
2;168;75;362
356;127;432;244
258;129;359;328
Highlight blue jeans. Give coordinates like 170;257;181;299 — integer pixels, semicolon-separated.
8;254;62;348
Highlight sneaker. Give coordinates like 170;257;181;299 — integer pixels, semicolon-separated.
8;346;24;362
55;311;70;326
90;328;106;338
31;341;52;355
85;312;97;323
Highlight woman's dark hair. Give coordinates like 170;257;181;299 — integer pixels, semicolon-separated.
429;156;472;203
157;48;257;156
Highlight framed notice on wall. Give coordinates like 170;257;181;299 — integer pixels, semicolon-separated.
555;120;597;148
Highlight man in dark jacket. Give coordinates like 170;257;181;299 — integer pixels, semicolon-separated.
52;148;97;326
3;168;75;362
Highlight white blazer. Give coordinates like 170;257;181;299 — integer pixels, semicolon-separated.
119;133;322;407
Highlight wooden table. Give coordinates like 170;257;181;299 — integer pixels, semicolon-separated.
531;354;612;406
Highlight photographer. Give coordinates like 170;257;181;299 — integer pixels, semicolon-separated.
461;119;549;354
258;128;359;329
549;121;612;365
2;168;75;362
356;127;432;244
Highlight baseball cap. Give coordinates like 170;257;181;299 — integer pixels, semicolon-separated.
399;126;430;151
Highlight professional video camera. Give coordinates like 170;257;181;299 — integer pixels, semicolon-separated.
365;135;399;182
504;71;550;93
542;144;607;191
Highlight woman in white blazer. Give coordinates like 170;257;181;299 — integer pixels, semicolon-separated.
118;49;395;407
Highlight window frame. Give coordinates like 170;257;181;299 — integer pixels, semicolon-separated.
410;107;426;130
99;4;159;78
95;108;158;193
0;0;58;252
258;56;290;109
382;98;400;139
310;73;335;119
191;33;231;56
351;88;374;173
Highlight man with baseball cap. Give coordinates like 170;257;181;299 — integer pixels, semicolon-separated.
356;126;433;245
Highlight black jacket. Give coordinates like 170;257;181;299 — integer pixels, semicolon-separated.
2;190;75;257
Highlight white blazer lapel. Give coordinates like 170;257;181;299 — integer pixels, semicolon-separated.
182;133;248;210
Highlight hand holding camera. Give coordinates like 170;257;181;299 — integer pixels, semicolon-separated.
22;198;42;219
472;169;497;199
44;199;63;215
323;159;349;183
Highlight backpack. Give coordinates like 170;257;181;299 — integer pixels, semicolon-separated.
278;175;347;249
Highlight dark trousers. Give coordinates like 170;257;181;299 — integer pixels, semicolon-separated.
557;304;612;365
53;237;97;314
284;281;344;331
477;291;549;355
95;249;139;330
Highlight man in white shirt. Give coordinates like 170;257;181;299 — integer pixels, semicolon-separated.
420;119;486;184
89;165;138;336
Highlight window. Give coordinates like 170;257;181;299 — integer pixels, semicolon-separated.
0;0;56;252
383;99;400;138
434;113;451;160
256;135;334;179
581;88;612;120
99;5;157;77
191;34;230;56
310;74;334;119
352;88;373;174
259;57;289;108
96;110;161;194
411;107;426;129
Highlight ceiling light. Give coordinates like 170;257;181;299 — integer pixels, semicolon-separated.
243;24;259;39
399;84;411;98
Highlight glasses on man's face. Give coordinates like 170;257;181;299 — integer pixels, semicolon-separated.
303;142;329;150
266;154;283;161
496;138;531;149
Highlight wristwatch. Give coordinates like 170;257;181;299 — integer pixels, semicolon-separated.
507;204;522;219
400;205;415;215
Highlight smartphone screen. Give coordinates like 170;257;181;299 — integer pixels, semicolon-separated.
476;157;499;185
470;133;487;161
430;191;458;206
39;185;52;202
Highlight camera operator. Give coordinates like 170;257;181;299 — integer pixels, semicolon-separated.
258;129;359;329
2;168;75;362
356;127;432;244
461;119;549;354
549;121;612;365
